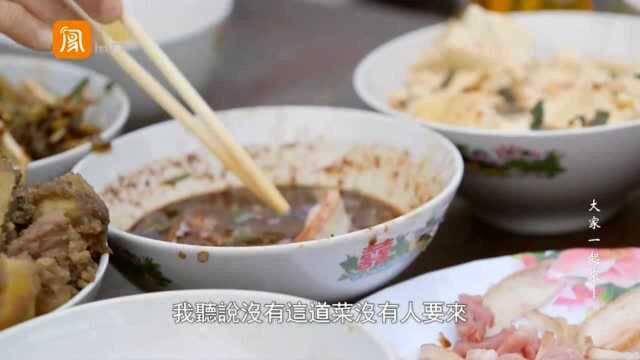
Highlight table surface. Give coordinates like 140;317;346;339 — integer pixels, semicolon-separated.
97;0;640;301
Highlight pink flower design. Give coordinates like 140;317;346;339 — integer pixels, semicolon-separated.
515;249;640;308
471;149;493;163
527;149;543;160
496;145;516;163
548;248;597;279
553;283;603;307
598;248;640;288
548;248;640;288
520;254;539;268
495;144;544;164
357;239;394;272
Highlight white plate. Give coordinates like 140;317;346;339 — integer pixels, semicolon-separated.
57;253;109;311
1;289;397;360
361;248;640;360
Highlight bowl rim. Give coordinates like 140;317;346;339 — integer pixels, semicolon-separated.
0;0;234;51
57;252;110;311
72;105;464;255
0;55;130;169
353;10;640;139
0;288;398;360
114;0;234;50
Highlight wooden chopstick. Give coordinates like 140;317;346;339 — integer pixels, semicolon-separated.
119;15;291;214
62;0;291;214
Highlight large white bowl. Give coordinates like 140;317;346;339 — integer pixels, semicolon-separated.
73;106;463;301
57;253;109;311
354;11;640;235
0;289;396;360
0;56;129;184
0;0;233;125
1;253;109;331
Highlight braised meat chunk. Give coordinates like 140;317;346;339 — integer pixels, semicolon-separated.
9;173;110;255
0;156;110;329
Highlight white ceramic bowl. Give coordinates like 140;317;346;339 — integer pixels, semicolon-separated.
0;289;396;360
3;253;109;330
0;56;129;184
73;106;463;301
0;0;233;125
354;11;640;235
57;253;109;311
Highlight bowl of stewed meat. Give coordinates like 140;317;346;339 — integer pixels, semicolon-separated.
72;106;463;301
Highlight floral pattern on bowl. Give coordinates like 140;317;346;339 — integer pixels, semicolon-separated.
457;144;566;178
110;244;172;291
338;216;443;282
515;248;640;307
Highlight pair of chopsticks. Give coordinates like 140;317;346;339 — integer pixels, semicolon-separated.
61;0;290;214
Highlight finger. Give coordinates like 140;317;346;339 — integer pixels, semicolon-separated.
0;1;52;51
10;0;75;24
75;0;122;23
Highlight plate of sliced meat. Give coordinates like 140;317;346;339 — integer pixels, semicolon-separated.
362;248;640;360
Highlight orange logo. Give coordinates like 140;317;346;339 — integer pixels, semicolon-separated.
52;21;92;60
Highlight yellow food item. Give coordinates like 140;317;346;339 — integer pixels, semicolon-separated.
0;255;40;330
0;156;110;330
103;21;132;43
392;5;640;130
579;288;640;352
485;0;513;11
0;159;18;227
0;157;19;252
472;0;592;11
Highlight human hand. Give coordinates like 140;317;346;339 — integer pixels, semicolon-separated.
0;0;122;50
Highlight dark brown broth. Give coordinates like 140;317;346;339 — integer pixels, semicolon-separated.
130;187;400;246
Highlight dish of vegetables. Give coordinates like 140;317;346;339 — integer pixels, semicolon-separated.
0;76;107;161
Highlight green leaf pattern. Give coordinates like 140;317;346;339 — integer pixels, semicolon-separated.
458;144;565;178
110;244;172;291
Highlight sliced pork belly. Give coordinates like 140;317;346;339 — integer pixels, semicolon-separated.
483;263;568;336
458;294;495;343
579;288;640;352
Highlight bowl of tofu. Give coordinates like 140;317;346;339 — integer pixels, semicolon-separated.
0;157;110;331
72;106;463;301
354;6;640;235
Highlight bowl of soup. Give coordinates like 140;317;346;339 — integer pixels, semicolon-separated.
73;106;463;301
